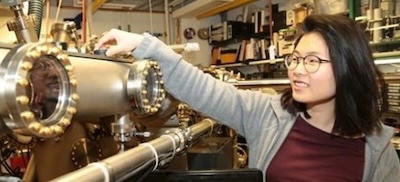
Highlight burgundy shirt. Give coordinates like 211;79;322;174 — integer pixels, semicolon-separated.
266;116;365;182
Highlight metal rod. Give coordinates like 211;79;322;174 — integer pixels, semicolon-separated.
50;119;216;182
164;0;171;44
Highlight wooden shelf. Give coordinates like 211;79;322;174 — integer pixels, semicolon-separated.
232;79;290;86
212;58;284;68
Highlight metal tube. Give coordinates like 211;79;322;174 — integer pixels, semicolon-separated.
190;118;215;139
50;119;216;182
28;0;44;37
66;52;163;120
8;4;38;43
22;153;36;182
164;0;171;44
67;55;132;120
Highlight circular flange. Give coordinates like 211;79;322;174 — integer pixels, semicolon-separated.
0;42;78;138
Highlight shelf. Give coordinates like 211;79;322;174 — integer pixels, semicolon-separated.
373;51;400;65
375;58;400;65
211;54;400;68
231;79;290;86
213;58;284;68
248;58;284;65
370;39;400;52
213;63;245;68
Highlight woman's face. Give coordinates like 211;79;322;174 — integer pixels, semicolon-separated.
288;32;336;105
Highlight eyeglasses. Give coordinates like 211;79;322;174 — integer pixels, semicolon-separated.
284;54;331;73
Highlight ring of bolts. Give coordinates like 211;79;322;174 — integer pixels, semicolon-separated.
17;43;78;138
136;60;164;115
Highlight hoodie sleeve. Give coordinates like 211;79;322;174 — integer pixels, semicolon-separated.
132;33;273;139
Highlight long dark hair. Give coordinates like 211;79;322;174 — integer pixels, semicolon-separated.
281;14;387;136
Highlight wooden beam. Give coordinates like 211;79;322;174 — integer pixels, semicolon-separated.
196;0;256;20
91;0;108;12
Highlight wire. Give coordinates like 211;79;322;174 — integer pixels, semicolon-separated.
160;135;176;158
235;14;243;22
45;0;50;42
115;152;172;182
116;159;154;182
139;143;158;170
0;148;14;175
268;0;273;38
55;0;63;22
87;162;110;182
82;0;87;42
135;162;157;182
148;0;153;33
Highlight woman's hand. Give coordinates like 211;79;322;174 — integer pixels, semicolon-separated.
94;28;144;57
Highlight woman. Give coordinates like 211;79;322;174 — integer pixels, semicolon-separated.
95;14;400;181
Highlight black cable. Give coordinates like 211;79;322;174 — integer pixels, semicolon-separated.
136;153;173;182
0;150;14;175
0;147;24;178
115;159;155;182
116;153;172;182
0;148;14;175
135;162;156;182
0;160;13;174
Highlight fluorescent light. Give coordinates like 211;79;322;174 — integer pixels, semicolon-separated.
74;0;136;10
172;0;233;18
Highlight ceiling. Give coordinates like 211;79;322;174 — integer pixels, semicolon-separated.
60;0;197;12
106;0;166;11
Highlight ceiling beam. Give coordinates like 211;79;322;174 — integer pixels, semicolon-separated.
136;0;164;10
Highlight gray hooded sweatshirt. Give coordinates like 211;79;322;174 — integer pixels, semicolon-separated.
133;33;400;182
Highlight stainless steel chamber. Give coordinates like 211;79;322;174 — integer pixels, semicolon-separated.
0;42;166;138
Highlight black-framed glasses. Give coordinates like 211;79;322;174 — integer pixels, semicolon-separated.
284;54;331;73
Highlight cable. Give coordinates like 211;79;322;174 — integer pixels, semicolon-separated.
55;0;63;22
0;148;14;175
44;0;50;42
115;159;154;182
160;135;176;158
139;143;158;170
205;119;214;137
87;162;110;182
82;0;87;42
135;162;157;182
116;153;171;182
148;0;153;33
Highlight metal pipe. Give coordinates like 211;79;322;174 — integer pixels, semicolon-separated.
8;4;38;43
50;119;217;182
374;50;400;58
165;0;171;44
369;0;380;9
28;0;43;37
63;52;164;121
67;55;132;119
22;153;36;182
